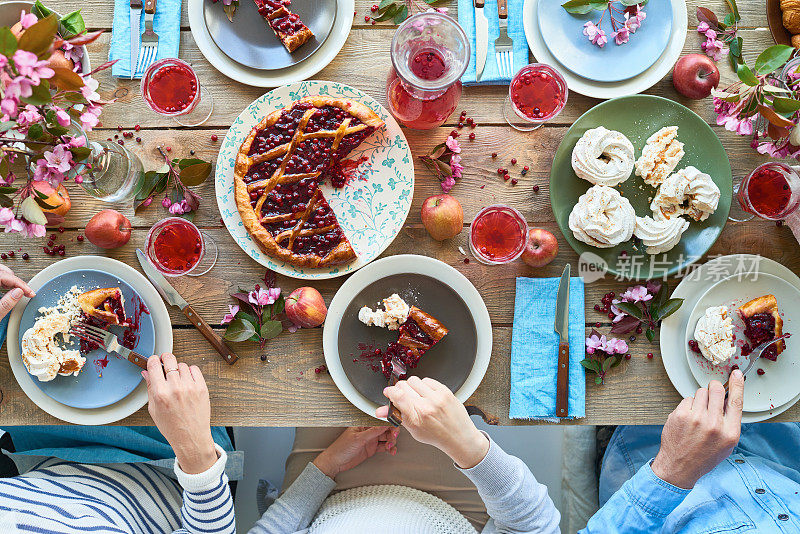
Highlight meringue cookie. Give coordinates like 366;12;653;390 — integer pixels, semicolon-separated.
651;166;720;222
569;185;636;248
571;127;635;186
358;293;410;331
21;312;85;382
694;306;736;365
634;215;689;255
635;126;685;187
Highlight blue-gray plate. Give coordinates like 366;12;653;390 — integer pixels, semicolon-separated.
17;270;155;409
537;0;673;82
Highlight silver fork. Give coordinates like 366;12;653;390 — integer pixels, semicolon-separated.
723;333;790;391
136;0;159;76
494;0;513;78
70;322;149;370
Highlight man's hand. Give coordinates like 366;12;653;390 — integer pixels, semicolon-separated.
0;266;35;320
313;426;399;479
142;353;217;475
375;376;489;469
651;370;744;489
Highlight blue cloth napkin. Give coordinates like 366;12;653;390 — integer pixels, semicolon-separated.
109;0;182;78
510;276;586;421
458;0;529;85
0;314;7;348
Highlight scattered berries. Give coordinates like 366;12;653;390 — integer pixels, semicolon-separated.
647;353;653;359
22;253;29;260
510;158;517;165
260;354;267;361
511;178;518;185
624;354;631;360
491;152;497;158
371;4;378;11
533;185;540;192
77;235;84;242
211;134;218;142
757;368;765;375
469;133;475;140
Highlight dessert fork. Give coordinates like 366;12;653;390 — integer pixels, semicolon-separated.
70;322;149;370
723;333;790;391
494;0;513;78
136;0;159;76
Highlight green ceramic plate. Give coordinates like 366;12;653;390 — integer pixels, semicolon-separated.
550;95;732;281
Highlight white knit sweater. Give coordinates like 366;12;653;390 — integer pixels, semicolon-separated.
248;435;561;534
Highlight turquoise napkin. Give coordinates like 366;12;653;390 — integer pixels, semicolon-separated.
458;0;529;85
109;0;182;78
510;276;586;421
0;314;7;347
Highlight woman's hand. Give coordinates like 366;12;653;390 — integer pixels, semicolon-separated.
375;376;489;469
142;353;218;475
313;426;399;479
0;265;35;320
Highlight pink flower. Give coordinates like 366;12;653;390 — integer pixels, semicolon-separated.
168;202;184;215
3;217;25;234
585;334;606;354
612;26;630;45
162;197;172;208
701;36;728;62
445;135;461;153
621;285;652;303
55;107;71;127
21;222;46;238
249;287;281;306
697;21;710;34
604;338;629;355
0;54;7;69
0;207;15;226
16;105;41;128
12;50;54;84
583;21;607;47
450;153;463;179
81;77;101;103
221;304;239;324
44;145;72;174
5;76;34;100
441;175;455;193
18;10;38;30
0;97;18;118
79;110;99;130
62;42;84;65
74;175;84;184
609;301;627;323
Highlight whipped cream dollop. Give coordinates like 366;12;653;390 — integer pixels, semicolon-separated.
358;294;410;331
651;166;720;222
571;126;635;187
634;215;689;255
21;286;85;382
635;126;685;187
569;185;636;248
694;306;736;365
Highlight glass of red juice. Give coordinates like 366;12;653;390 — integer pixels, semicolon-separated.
504;64;568;132
145;217;218;277
733;162;800;230
141;58;213;127
386;12;470;130
469;205;529;265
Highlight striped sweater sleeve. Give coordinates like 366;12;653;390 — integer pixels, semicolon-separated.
173;444;236;534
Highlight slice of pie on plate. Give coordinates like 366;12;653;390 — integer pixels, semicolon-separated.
381;306;449;380
234;96;385;268
253;0;314;52
78;287;130;326
738;294;785;361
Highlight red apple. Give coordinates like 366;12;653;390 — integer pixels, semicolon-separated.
85;209;132;249
521;228;559;268
285;287;327;328
672;54;720;100
32;181;71;226
421;194;463;241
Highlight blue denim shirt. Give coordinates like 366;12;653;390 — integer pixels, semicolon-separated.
581;423;800;533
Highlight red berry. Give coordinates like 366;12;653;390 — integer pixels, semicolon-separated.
364;15;370;21
371;19;376;24
371;4;378;11
211;134;218;142
457;123;464;129
647;353;653;359
594;304;601;312
533;185;540;192
135;124;141;131
491;152;497;158
118;139;124;145
165;146;171;151
497;168;504;175
450;130;458;138
463;257;469;264
1;254;6;260
510;158;517;165
607;312;615;319
22;253;29;260
629;336;636;342
260;354;267;361
469;133;475;140
523;165;529;171
77;235;84;242
136;137;142;143
777;220;784;227
757;368;765;375
624;354;631;360
511;178;518;185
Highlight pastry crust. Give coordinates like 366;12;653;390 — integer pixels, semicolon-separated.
395;306;449;362
257;3;314;52
77;287;129;326
738;294;784;355
785;9;800;33
234;96;383;268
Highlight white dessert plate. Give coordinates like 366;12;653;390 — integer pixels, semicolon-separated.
522;0;687;98
322;255;492;420
188;0;353;87
661;254;800;422
6;256;172;425
685;272;800;413
215;80;414;280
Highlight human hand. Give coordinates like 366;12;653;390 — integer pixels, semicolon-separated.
313;426;399;479
651;370;744;489
142;353;217;475
0;265;35;320
375;376;489;469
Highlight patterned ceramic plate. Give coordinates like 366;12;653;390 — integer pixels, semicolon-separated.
215;80;414;279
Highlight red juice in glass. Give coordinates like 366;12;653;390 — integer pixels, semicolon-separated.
146;217;209;276
504;64;568;131
141;58;213;127
738;162;800;220
469;205;529;264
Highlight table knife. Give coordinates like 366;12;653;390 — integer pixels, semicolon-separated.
554;264;570;418
136;249;239;365
474;0;488;80
129;0;142;80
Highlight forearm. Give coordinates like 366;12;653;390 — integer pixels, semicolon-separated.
458;434;560;534
579;461;689;534
174;444;236;534
248;462;336;534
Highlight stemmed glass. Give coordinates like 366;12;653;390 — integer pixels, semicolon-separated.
141;58;214;127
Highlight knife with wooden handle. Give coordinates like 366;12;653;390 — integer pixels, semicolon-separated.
554;264;570;418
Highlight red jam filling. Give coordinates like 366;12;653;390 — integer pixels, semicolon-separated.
742;312;779;361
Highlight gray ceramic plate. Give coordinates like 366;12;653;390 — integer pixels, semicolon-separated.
337;274;477;406
202;0;337;70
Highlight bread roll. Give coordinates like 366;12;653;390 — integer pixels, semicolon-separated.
785;9;800;33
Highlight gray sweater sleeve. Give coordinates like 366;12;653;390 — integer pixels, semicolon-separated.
457;433;561;534
247;462;336;534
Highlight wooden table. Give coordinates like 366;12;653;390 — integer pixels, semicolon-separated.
1;0;798;426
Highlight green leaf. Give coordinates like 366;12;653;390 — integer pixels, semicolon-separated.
26;123;44;141
723;13;735;27
580;358;601;374
393;4;408;24
59;10;86;39
133;170;167;211
0;28;17;56
21;81;52;106
696;7;718;27
177;158;206;169
224;317;257;342
34;195;58;210
725;0;740;22
657;298;684;321
179;162;212;187
32;0;55;19
379;0;394;7
0;185;15;195
602;356;616;371
375;4;399;21
17;14;58;58
614;301;643;320
736;64;759;86
610;355;624;369
20;196;47;225
595;375;603;385
0;195;13;208
260;320;283;340
272;296;285;316
50;67;84;91
561;0;607;14
619;0;642;5
0;159;9;181
754;45;794;75
69;146;92;162
772;96;800;114
646;328;656;343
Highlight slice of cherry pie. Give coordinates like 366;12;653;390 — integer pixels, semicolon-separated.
77;288;130;327
253;0;313;52
380;306;449;380
738;294;785;361
235;96;384;268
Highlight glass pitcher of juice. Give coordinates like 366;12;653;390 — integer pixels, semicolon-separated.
386;12;470;130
